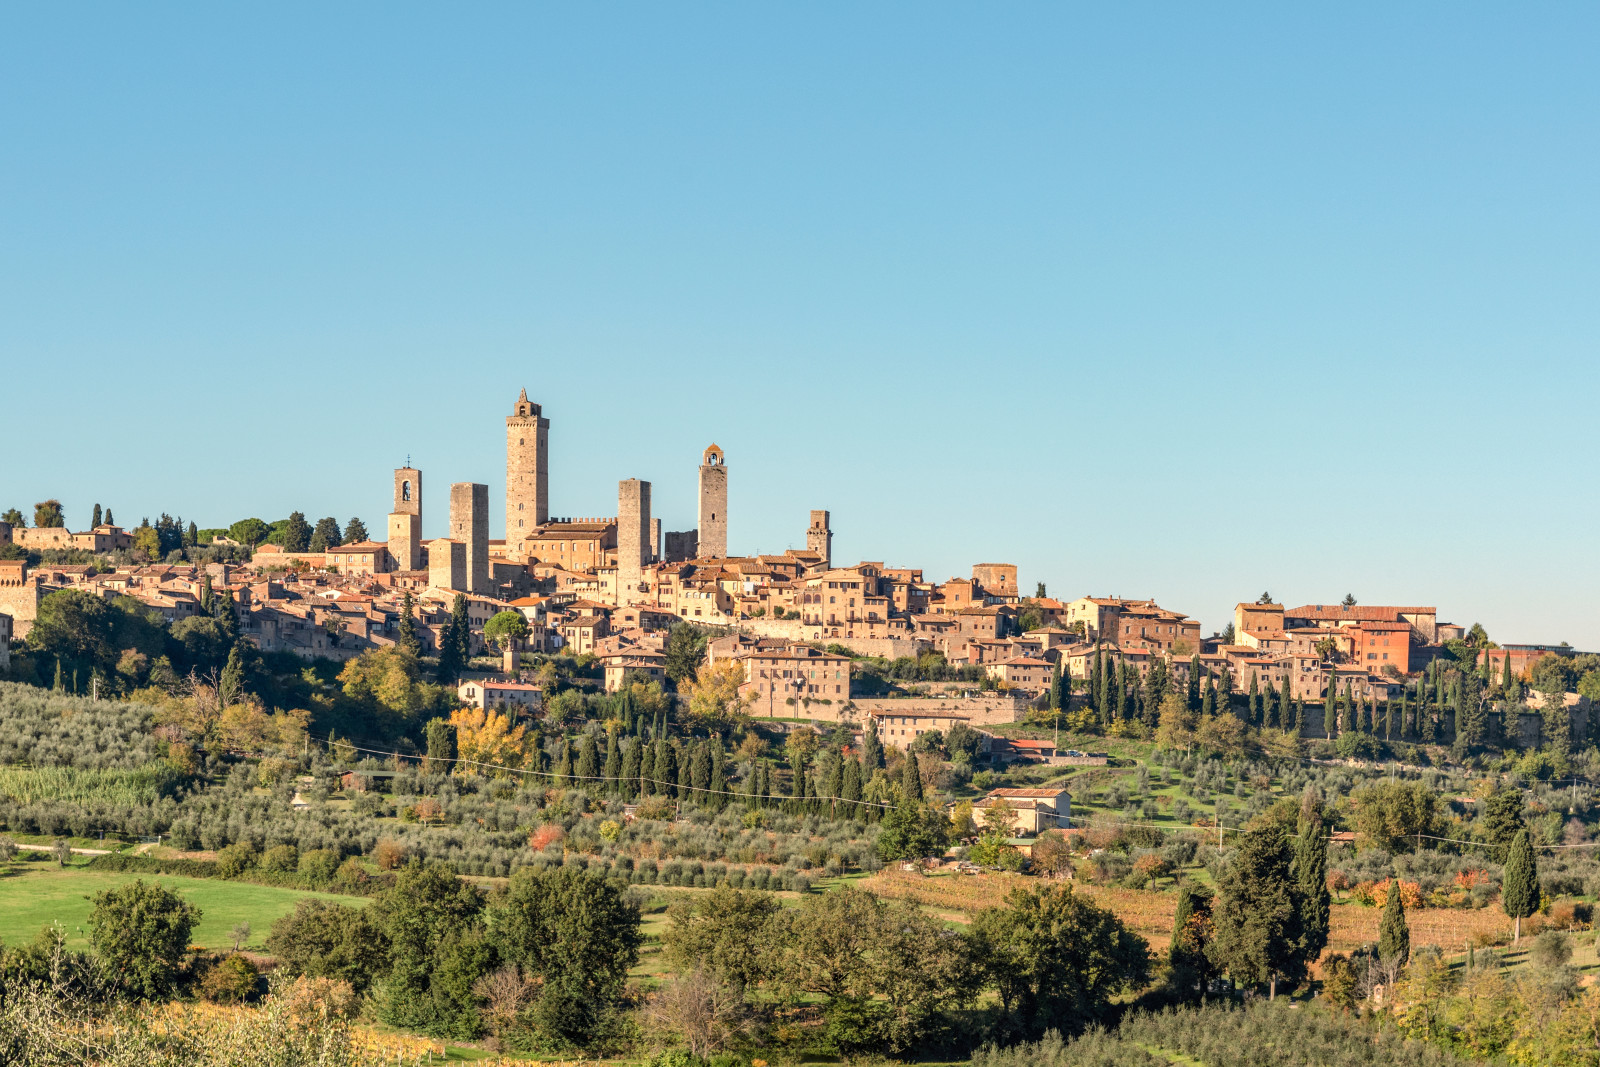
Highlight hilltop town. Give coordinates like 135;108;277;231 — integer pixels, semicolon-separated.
2;388;1590;759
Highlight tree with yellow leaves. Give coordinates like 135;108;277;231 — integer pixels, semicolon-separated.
449;706;528;774
682;660;752;730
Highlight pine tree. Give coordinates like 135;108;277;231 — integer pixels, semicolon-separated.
397;592;422;657
1501;830;1539;942
185;521;198;547
1378;879;1410;965
344;517;370;543
283;511;313;553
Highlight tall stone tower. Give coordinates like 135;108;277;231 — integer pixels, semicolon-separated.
505;388;549;549
387;467;422;572
617;479;651;604
807;510;832;568
450;483;490;595
697;444;728;559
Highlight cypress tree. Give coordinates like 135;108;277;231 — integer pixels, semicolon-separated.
899;752;923;801
1049;660;1063;711
1291;794;1331;966
554;740;573;784
656;738;677;797
1120;658;1136;722
1265;682;1279;729
1501;654;1514;698
1378;880;1410;965
200;574;214;615
91;503;102;527
690;742;712;796
1341;683;1356;734
1201;678;1216;718
603;731;621;789
1248;672;1260;726
1322;677;1338;738
639;737;656;794
1218;666;1233;715
53;659;64;692
709;745;727;810
1501;830;1539;942
620;738;640;799
397;592;422;658
842;756;863;809
1187;656;1202;713
863;720;884;770
1385;696;1397;739
791;754;807;806
677;741;693;798
576;734;599;780
1544;686;1572;763
1421;677;1437;742
1285;696;1299;735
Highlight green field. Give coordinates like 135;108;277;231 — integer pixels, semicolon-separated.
0;863;368;951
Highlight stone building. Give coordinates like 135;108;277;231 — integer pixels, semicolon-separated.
428;538;466;592
450;483;490;594
519;519;617;571
506;388;550;544
698;444;728;558
972;563;1019;600
387;466;423;571
806;510;832;568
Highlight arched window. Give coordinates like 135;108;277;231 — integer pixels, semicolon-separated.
402;480;411;502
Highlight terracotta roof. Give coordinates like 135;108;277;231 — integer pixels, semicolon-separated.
987;787;1069;798
1285;605;1434;621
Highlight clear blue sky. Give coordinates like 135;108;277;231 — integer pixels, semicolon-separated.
3;6;1598;646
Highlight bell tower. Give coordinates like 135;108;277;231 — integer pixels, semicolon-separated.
387;466;422;571
506;388;549;554
697;443;728;559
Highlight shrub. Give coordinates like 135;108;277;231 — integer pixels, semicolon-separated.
372;838;407;870
200;954;262;1004
298;849;341;884
260;844;299;874
216;841;258;878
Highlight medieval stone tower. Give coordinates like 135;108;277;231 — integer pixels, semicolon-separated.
617;478;651;604
697;444;728;559
807;510;832;568
387;466;422;572
450;482;490;594
506;388;549;547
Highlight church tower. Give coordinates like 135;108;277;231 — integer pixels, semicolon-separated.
506;388;549;550
387;466;422;571
697;444;728;559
